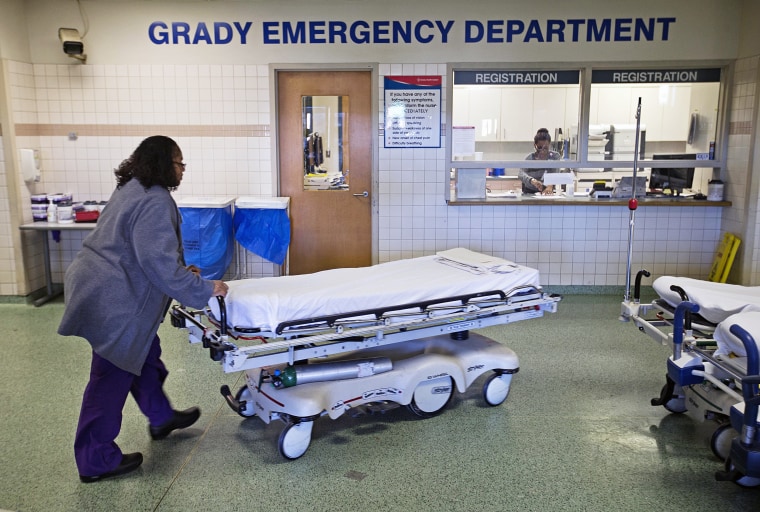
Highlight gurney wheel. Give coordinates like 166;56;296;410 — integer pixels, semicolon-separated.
278;420;314;460
710;422;736;461
235;386;257;418
724;457;760;488
407;376;454;418
659;384;687;414
483;373;512;406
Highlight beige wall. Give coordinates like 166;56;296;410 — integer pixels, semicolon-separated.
739;0;760;58
18;0;743;65
0;0;31;61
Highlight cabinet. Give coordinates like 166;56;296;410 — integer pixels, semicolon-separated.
452;86;579;142
501;88;534;141
452;88;501;141
454;83;695;145
590;85;691;141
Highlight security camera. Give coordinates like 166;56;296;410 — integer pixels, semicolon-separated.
58;28;85;60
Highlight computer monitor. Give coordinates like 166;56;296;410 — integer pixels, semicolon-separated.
649;154;696;195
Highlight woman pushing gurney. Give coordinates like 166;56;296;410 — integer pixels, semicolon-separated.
171;248;562;459
622;271;760;486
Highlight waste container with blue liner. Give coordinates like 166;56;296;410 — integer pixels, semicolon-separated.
177;196;235;280
234;196;290;266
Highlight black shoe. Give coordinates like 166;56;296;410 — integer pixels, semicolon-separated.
149;407;201;440
79;452;143;483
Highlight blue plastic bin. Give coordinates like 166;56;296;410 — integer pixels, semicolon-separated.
177;196;235;280
234;196;291;266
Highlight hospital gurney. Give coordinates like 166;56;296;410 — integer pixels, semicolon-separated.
170;249;561;459
620;270;760;486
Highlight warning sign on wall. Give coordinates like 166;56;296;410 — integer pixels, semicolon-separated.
384;75;441;149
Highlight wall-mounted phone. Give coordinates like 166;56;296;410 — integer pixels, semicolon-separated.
19;148;41;183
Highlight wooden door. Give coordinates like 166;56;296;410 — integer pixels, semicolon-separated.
278;70;372;274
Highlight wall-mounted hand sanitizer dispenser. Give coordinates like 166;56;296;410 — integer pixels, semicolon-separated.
19;149;41;183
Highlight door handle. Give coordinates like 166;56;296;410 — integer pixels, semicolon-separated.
352;191;369;198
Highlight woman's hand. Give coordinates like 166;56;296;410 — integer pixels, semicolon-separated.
530;178;544;192
212;280;229;298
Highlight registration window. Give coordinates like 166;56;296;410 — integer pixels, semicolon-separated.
586;68;722;161
451;69;581;162
582;68;723;193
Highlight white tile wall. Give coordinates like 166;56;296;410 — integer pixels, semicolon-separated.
724;55;759;283
0;135;15;296
0;59;747;297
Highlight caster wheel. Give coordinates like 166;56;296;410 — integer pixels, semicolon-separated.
407;375;453;418
234;386;257;418
710;422;735;461
483;372;512;406
724;457;760;488
278;421;314;460
659;384;687;413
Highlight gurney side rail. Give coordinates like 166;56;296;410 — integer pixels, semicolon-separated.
173;287;559;372
273;289;510;335
221;293;558;371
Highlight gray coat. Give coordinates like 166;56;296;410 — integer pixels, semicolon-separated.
58;179;214;375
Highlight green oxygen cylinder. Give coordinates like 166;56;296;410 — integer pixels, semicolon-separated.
274;366;298;388
272;358;394;389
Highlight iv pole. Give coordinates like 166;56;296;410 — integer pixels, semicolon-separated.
623;97;642;304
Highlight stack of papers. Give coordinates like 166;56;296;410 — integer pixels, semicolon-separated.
487;191;520;198
588;134;609;148
532;193;564;199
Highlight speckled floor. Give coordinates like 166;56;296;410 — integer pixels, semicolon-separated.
0;294;757;511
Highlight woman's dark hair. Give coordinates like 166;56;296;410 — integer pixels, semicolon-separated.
534;128;551;144
115;135;180;190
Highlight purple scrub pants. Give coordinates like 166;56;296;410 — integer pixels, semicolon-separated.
74;334;175;477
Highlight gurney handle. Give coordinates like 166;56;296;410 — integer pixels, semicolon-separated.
668;286;694;332
633;270;650;302
672;301;699;360
216;295;227;336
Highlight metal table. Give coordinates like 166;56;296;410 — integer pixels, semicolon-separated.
19;222;96;306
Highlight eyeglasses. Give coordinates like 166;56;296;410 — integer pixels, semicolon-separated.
534;145;550;153
173;161;186;169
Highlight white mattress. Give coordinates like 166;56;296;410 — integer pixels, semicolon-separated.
653;276;760;324
714;311;760;358
209;248;541;332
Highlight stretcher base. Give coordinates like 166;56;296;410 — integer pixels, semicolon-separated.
225;332;518;459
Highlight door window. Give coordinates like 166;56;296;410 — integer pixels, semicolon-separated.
302;95;349;191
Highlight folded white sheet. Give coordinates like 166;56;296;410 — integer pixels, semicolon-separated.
435;248;519;274
653;276;760;324
209;249;541;332
714;311;760;358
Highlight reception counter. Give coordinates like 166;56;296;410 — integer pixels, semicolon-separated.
449;195;732;207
